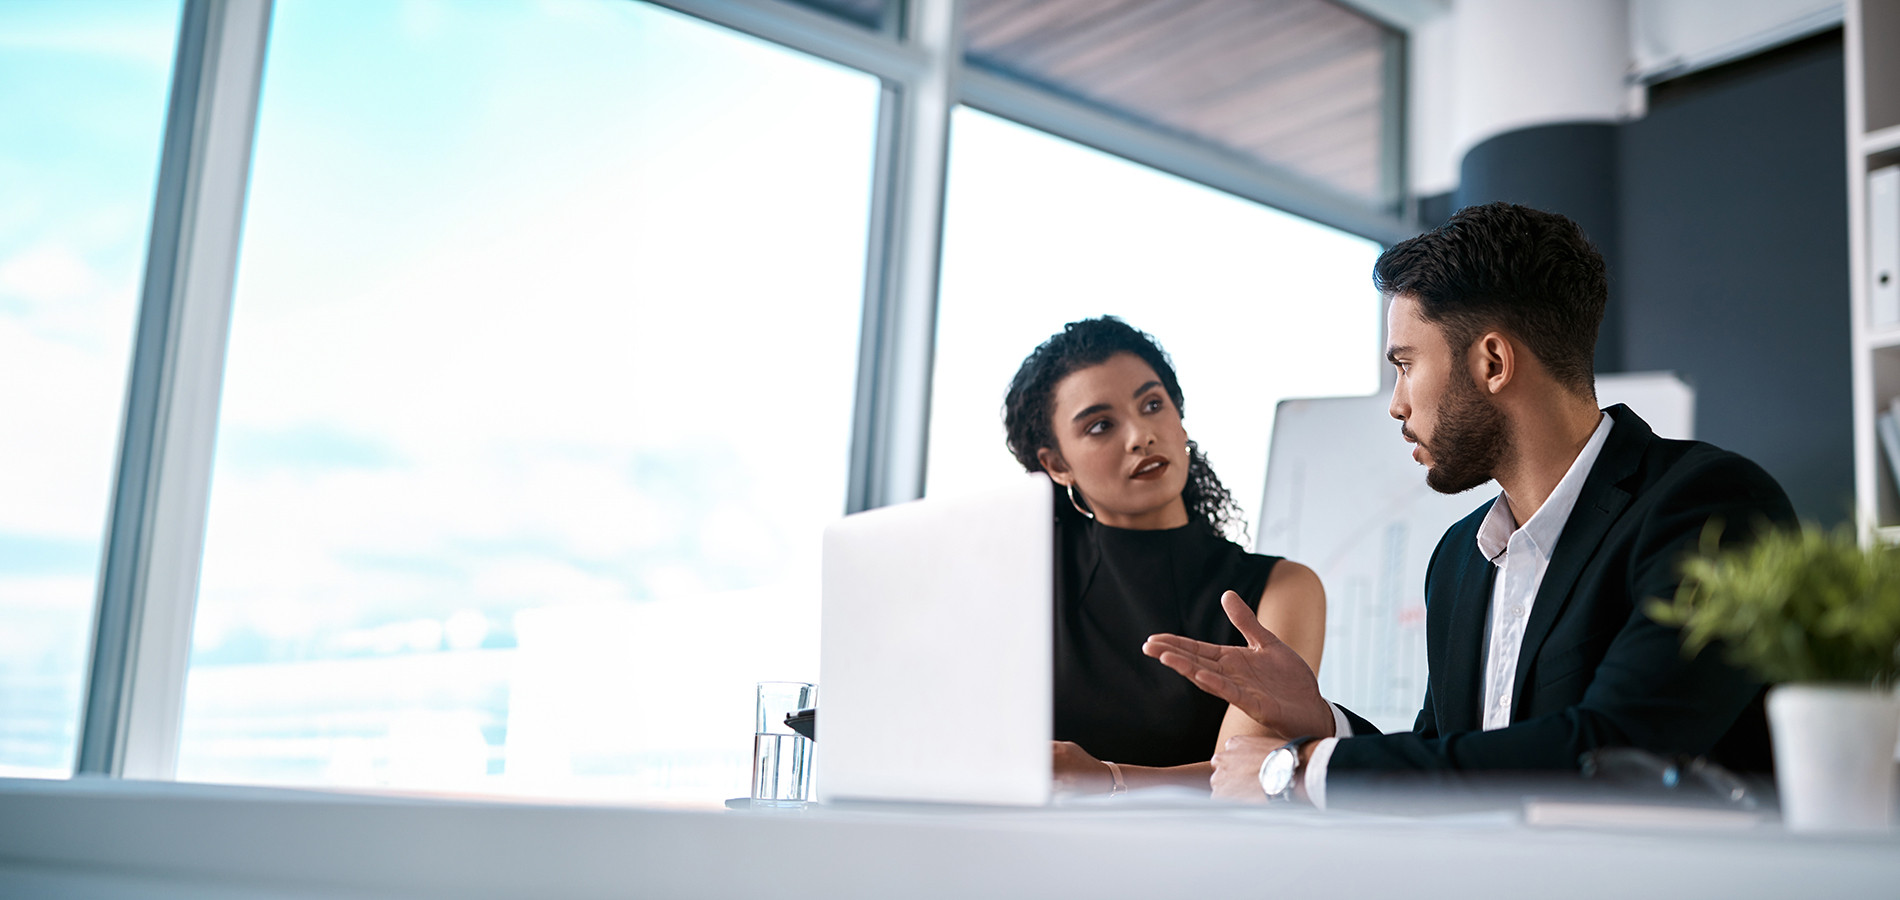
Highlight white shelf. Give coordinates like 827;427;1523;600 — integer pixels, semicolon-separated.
1868;124;1900;156
1851;0;1897;540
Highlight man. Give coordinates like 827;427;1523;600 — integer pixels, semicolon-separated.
1144;202;1793;807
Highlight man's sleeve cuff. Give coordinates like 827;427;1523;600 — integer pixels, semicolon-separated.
1303;737;1339;810
1301;703;1350;811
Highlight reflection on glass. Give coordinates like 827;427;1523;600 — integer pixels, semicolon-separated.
178;0;878;804
0;0;182;778
927;109;1382;537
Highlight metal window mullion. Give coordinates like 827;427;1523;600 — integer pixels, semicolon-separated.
76;0;273;780
1380;26;1410;218
846;0;961;512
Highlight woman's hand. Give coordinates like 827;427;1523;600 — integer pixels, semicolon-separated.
1051;740;1115;796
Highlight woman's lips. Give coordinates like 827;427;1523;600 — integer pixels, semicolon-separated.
1130;457;1169;479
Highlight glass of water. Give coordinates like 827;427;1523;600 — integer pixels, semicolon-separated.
752;681;816;807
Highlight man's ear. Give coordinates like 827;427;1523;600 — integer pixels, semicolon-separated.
1470;331;1515;395
1036;447;1071;484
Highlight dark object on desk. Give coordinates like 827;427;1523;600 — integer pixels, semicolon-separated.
1579;747;1760;809
786;707;816;741
1520;748;1773;829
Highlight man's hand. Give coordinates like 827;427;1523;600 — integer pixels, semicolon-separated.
1050;741;1113;796
1210;735;1279;802
1143;590;1336;739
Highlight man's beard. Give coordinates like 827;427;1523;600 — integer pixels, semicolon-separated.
1420;371;1509;495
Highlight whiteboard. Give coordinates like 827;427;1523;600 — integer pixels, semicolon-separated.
1254;373;1694;733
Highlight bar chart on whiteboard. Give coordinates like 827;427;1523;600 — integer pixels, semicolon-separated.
1254;374;1693;734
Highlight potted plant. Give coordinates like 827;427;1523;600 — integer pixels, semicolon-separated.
1649;523;1900;832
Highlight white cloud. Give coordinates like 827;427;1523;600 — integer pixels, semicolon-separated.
0;243;103;306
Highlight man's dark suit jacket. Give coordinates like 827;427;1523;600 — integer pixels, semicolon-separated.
1330;404;1795;784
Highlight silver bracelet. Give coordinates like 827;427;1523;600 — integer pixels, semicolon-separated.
1103;760;1127;797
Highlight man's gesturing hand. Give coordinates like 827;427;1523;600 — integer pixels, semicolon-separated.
1142;590;1335;739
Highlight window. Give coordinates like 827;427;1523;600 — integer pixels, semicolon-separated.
926;109;1382;539
176;0;879;804
0;0;181;778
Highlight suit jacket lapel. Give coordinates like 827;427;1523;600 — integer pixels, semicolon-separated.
1509;405;1648;710
1439;500;1499;734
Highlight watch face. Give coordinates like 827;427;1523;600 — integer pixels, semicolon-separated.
1259;747;1297;797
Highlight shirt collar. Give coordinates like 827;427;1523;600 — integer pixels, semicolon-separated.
1475;412;1614;565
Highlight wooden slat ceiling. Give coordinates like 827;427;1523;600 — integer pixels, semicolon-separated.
962;0;1391;203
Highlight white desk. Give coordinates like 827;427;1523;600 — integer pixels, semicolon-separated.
1;777;1895;899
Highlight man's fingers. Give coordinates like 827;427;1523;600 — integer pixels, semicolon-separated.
1149;649;1204;680
1142;633;1221;662
1189;668;1242;704
1147;646;1224;681
1221;590;1285;650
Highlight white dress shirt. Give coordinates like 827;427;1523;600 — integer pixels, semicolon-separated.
1300;413;1613;809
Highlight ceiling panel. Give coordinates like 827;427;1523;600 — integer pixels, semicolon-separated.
962;0;1395;204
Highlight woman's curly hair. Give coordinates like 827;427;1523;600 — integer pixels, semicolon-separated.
1003;316;1248;541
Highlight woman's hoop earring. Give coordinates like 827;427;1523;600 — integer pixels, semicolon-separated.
1067;483;1094;520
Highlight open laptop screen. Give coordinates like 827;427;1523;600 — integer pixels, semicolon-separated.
817;474;1054;805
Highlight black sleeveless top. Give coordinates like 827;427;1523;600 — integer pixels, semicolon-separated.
1053;515;1280;767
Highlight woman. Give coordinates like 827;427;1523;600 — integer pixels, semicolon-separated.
1003;316;1325;795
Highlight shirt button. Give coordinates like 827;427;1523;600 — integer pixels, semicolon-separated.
1498;696;1509;707
1511;605;1526;618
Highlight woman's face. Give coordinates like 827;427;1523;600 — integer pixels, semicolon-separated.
1035;352;1192;530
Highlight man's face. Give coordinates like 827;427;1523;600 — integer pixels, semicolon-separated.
1385;294;1508;494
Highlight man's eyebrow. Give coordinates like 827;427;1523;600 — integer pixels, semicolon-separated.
1386;345;1414;364
1132;380;1162;398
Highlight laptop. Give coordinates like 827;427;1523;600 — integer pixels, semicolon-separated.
816;473;1054;806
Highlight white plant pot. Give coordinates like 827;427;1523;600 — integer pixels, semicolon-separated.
1766;683;1900;833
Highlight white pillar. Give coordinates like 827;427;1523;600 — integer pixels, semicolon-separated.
1411;0;1632;196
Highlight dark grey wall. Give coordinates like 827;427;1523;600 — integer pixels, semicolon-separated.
1617;34;1851;525
1438;33;1852;524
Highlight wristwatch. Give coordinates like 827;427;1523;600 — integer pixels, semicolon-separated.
1257;735;1321;801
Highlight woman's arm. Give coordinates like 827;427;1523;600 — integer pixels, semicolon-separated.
1052;561;1329;797
1205;560;1327;747
1257;559;1326;673
1052;741;1213;793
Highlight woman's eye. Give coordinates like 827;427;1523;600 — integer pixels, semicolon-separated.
1143;398;1163;413
1086;419;1111;435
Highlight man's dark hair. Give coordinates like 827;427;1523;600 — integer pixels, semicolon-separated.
1373;202;1607;396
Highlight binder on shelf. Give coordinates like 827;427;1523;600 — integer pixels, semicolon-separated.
1873;166;1899;329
